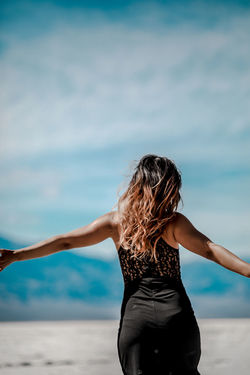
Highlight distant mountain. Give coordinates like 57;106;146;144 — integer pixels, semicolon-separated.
0;235;249;320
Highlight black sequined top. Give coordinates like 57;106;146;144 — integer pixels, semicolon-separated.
117;237;181;287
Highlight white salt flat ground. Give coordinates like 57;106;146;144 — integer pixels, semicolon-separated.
0;319;249;375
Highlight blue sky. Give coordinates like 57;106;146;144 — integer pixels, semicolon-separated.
0;0;250;264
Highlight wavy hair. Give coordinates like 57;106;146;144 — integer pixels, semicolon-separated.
114;154;183;262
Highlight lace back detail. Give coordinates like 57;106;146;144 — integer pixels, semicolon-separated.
118;237;181;286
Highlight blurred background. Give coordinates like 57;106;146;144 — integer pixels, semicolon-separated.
0;0;250;321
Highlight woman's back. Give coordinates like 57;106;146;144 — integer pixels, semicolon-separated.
111;210;181;285
118;236;182;287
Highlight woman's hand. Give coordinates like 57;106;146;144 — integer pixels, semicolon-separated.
0;249;16;272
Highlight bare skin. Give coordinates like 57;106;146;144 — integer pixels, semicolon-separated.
0;211;250;278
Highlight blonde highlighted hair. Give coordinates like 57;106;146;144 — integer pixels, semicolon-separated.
113;154;183;262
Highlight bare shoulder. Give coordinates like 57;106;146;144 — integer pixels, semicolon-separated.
108;210;120;229
161;212;192;249
91;210;116;227
99;210;118;232
171;211;213;258
86;211;117;237
171;212;190;227
170;212;197;240
171;212;199;234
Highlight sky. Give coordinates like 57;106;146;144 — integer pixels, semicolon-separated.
0;0;250;264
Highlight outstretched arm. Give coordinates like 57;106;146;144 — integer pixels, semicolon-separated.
173;212;250;278
0;211;114;271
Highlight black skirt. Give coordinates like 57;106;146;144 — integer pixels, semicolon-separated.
117;277;201;375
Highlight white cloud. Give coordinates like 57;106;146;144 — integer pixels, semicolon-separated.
0;2;250;163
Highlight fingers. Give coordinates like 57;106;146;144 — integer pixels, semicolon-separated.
0;250;15;271
0;250;7;260
0;250;10;270
0;249;8;256
0;249;10;257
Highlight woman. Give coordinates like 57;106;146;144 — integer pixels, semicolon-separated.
0;154;249;375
